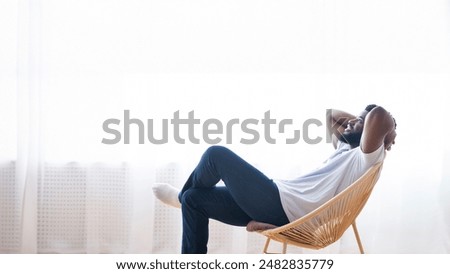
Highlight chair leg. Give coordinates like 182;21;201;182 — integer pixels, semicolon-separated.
263;238;288;254
352;221;365;254
263;238;271;253
282;242;287;254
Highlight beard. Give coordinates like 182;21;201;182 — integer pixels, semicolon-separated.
338;131;362;147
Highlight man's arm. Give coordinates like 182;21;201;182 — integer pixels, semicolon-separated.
360;106;396;153
326;109;356;148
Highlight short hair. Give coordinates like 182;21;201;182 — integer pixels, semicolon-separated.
365;104;377;112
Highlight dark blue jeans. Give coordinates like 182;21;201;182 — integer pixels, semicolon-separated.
178;146;289;254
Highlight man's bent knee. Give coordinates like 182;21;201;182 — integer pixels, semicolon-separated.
203;145;231;161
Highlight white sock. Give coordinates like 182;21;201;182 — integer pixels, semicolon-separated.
152;183;181;208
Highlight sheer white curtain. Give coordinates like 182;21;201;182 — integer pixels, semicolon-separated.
1;0;450;253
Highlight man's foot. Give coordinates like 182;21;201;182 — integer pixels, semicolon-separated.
152;183;182;208
246;220;278;232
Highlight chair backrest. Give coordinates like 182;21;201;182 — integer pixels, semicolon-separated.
263;162;384;250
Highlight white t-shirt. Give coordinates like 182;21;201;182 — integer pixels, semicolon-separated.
274;141;386;222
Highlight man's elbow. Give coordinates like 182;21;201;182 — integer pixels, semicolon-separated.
367;106;395;131
370;106;388;116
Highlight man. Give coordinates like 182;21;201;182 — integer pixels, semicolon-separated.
153;105;397;253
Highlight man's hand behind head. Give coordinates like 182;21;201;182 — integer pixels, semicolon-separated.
384;128;397;151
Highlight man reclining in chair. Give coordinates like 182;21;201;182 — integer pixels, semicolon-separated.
153;105;397;254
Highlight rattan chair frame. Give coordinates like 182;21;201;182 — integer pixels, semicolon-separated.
257;162;383;254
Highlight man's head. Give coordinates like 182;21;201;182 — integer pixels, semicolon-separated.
338;104;378;147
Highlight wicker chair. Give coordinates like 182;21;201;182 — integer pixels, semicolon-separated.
249;162;383;254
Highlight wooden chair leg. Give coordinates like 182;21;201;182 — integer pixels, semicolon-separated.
282;242;287;254
263;238;271;253
262;238;288;254
352;221;365;254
